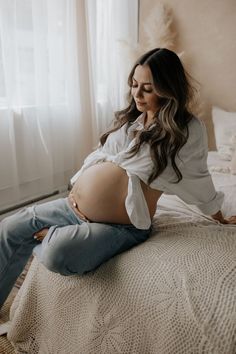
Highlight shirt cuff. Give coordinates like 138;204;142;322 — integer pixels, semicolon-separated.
197;191;224;215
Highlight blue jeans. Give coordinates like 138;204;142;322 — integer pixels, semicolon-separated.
0;198;150;309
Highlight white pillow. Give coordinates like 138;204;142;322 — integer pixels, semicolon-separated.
208;150;236;176
212;106;236;152
231;150;236;175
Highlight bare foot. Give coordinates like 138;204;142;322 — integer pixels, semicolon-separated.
33;228;49;242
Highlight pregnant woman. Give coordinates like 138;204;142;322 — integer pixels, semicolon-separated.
1;48;236;309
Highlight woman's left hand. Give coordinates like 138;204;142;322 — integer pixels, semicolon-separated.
211;211;236;224
224;216;236;224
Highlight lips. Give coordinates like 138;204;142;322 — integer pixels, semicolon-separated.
136;101;146;105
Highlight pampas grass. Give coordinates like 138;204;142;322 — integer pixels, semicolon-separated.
118;2;176;66
142;2;175;52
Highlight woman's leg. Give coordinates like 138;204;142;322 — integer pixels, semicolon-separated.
0;198;78;309
34;222;150;276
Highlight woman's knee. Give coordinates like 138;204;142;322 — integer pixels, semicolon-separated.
41;225;88;275
40;222;113;275
42;248;69;275
42;246;87;276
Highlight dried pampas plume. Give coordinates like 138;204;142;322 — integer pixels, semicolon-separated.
142;2;175;52
118;2;176;66
117;2;180;105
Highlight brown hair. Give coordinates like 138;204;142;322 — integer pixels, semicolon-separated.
100;48;196;184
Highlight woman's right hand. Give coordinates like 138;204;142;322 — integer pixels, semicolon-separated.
33;228;49;241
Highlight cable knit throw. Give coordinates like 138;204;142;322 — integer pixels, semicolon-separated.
7;193;236;354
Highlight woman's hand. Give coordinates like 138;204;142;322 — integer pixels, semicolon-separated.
224;216;236;224
33;228;49;241
211;210;236;224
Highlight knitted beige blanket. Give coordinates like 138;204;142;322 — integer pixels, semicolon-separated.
7;195;236;354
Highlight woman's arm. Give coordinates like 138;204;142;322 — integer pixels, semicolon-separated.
211;210;236;224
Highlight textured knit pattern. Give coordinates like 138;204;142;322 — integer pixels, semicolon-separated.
8;202;236;354
0;257;32;354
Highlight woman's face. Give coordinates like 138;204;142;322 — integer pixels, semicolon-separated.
131;65;160;119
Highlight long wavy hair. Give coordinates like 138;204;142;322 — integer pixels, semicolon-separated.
100;48;196;184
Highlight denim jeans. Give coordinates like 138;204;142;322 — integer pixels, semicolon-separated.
0;198;150;309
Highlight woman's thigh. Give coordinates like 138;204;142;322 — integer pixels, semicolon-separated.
36;222;150;275
33;198;81;229
0;198;84;257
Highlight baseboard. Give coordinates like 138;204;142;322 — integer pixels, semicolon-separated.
0;191;68;221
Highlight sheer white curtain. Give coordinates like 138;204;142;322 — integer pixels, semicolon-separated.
85;0;139;140
0;0;94;212
0;0;139;212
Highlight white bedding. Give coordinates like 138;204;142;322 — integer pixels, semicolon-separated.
207;151;236;217
8;152;236;354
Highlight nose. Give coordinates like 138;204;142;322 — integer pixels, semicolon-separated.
134;86;143;99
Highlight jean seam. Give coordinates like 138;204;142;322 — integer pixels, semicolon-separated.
0;206;45;278
0;238;34;279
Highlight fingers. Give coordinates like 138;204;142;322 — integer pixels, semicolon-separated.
33;228;49;241
34;236;42;241
225;216;236;224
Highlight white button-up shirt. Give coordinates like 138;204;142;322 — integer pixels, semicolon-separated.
71;113;224;229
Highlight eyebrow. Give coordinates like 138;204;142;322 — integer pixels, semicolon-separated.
132;77;152;85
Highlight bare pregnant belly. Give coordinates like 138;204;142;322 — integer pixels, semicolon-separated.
71;162;130;223
71;162;162;224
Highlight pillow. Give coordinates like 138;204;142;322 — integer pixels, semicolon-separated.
210;172;236;217
212;106;236;155
208;150;236;176
231;150;236;175
218;145;234;161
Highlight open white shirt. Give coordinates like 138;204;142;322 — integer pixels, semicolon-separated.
71;113;224;229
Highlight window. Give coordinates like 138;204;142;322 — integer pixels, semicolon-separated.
0;0;67;108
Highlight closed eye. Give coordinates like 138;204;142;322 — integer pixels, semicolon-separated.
131;84;153;93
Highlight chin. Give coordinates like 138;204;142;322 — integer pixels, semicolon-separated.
136;105;146;112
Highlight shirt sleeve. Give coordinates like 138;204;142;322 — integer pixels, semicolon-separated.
151;118;224;215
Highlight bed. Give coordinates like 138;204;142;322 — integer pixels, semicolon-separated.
7;151;236;354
